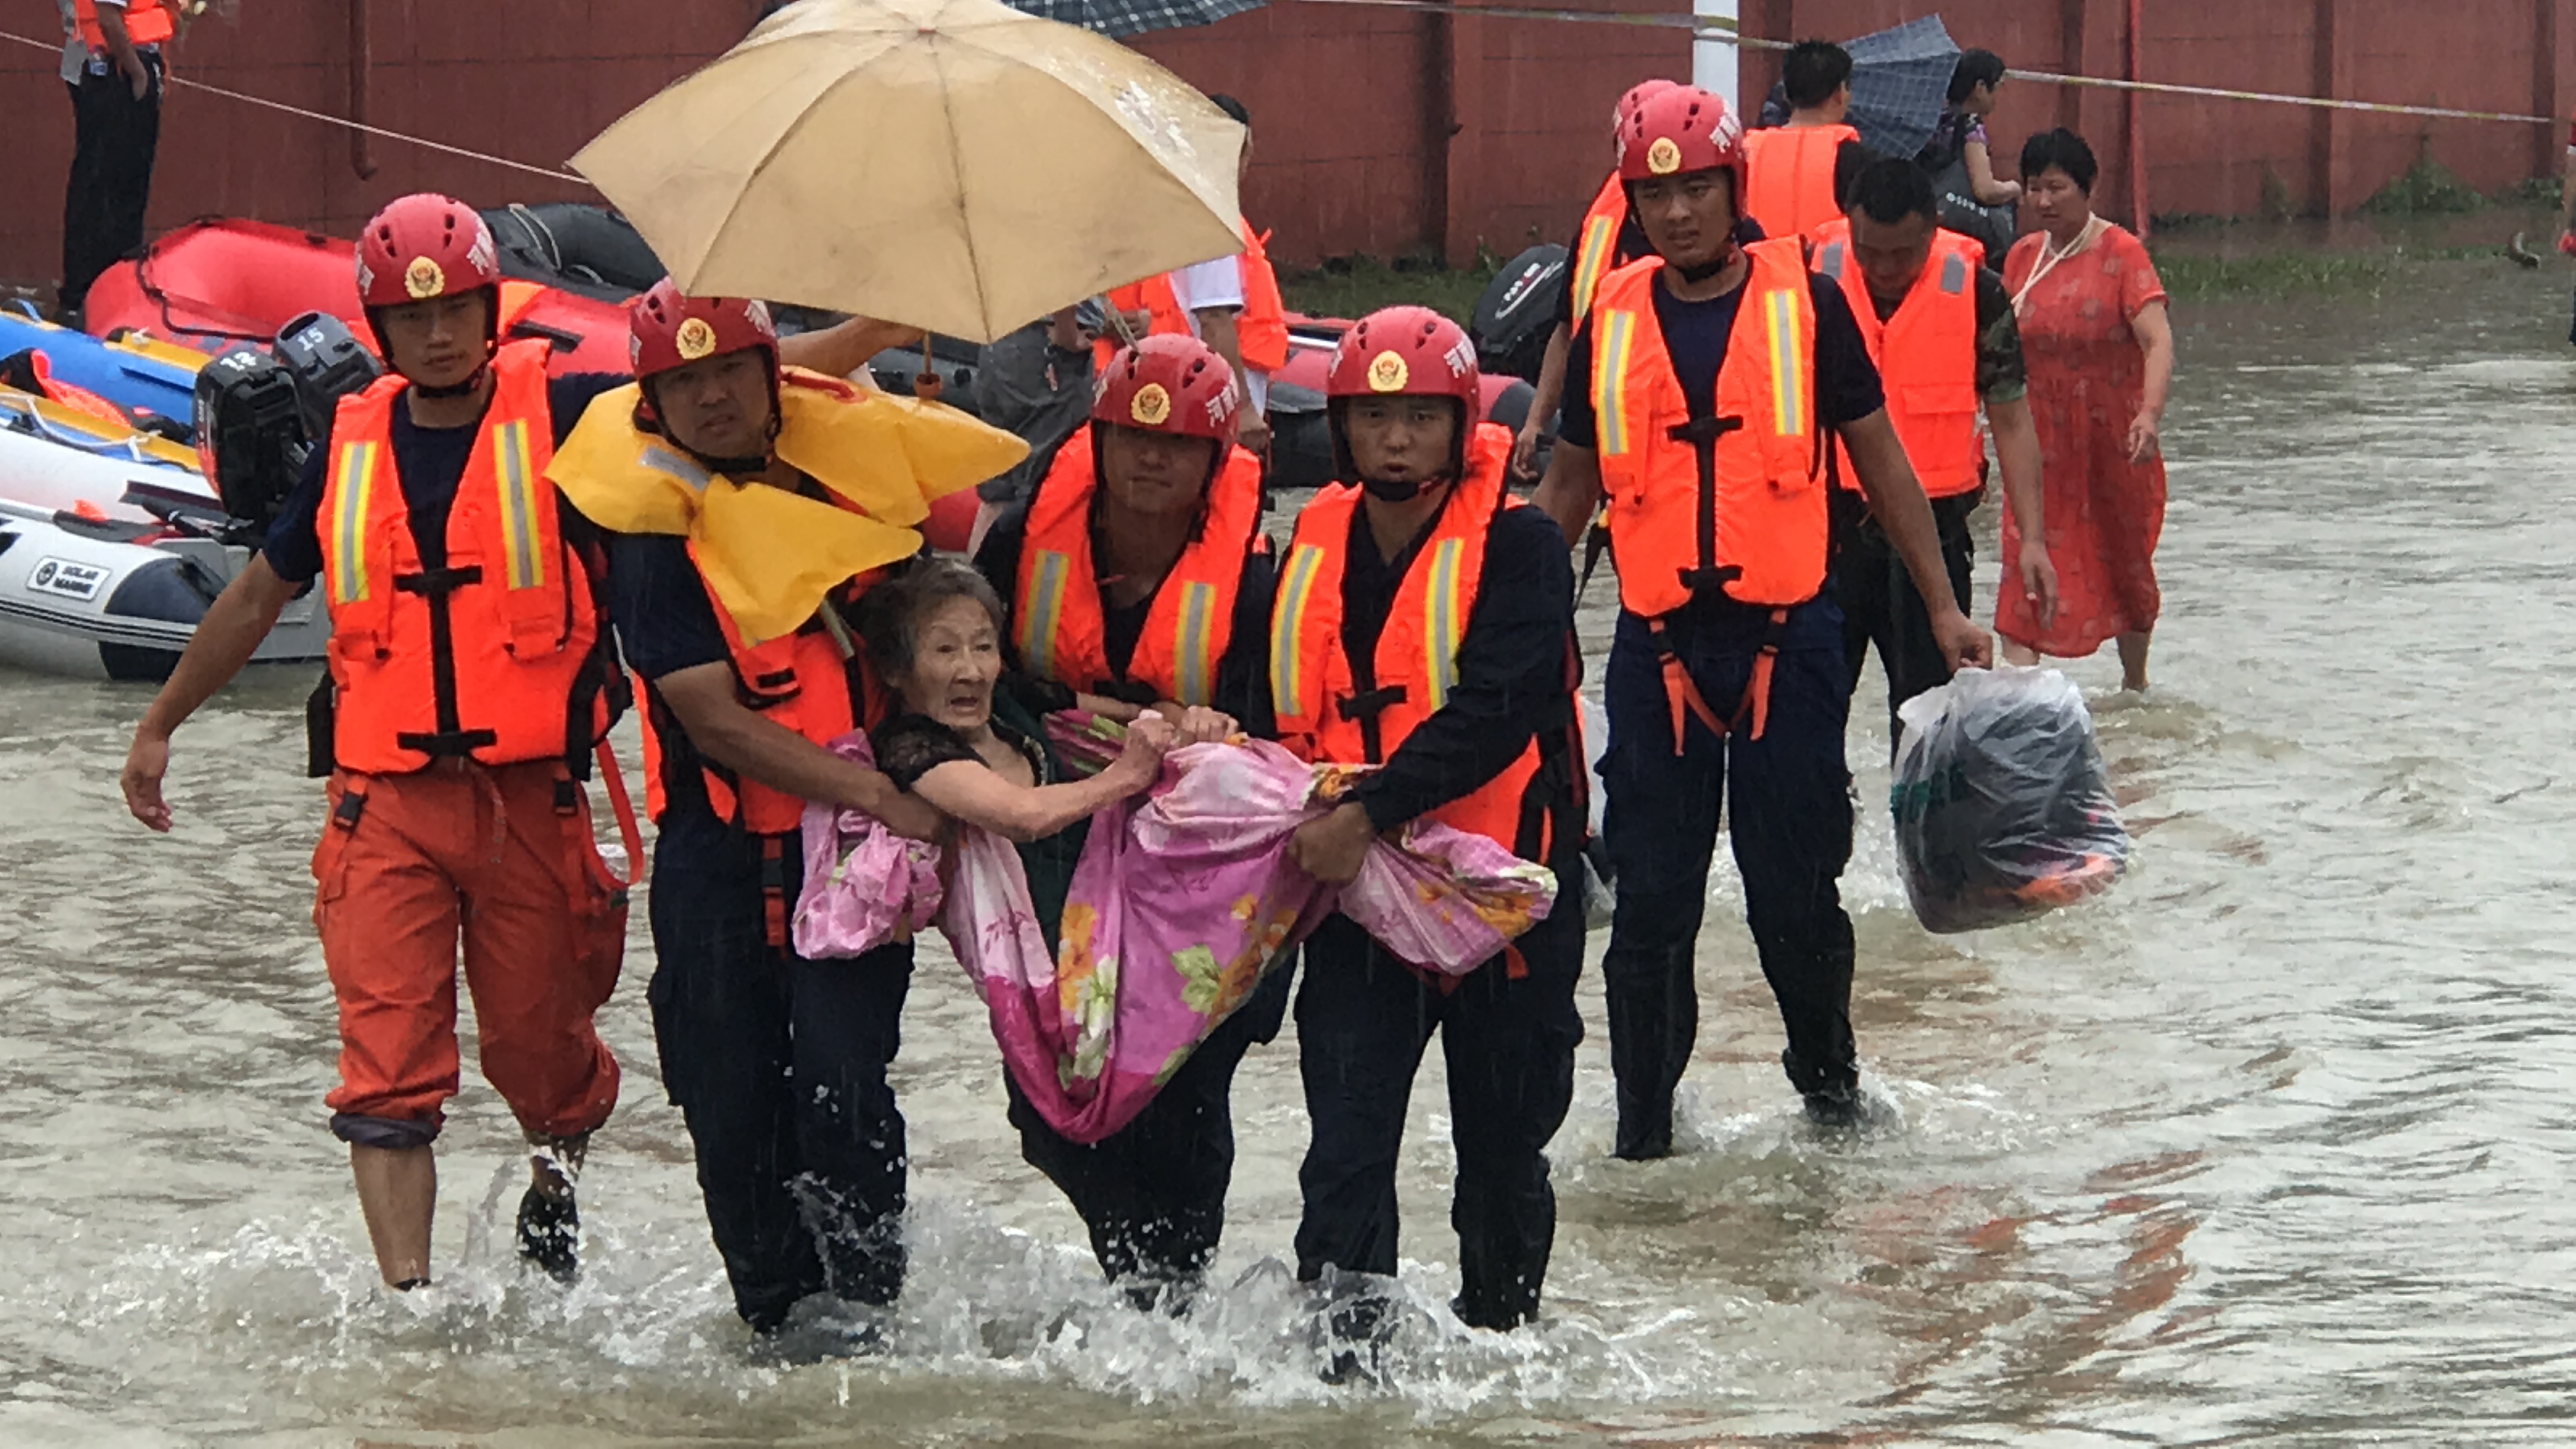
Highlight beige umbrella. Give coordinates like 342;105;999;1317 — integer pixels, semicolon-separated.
571;0;1246;344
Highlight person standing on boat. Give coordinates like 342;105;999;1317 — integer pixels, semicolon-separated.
1741;41;1864;242
1993;130;2174;693
116;196;909;1296
1275;306;1587;1372
1810;157;2058;734
59;0;175;324
972;331;1284;1307
1533;87;1989;1153
548;282;1023;1337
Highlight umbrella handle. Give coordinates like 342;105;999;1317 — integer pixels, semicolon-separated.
914;331;941;404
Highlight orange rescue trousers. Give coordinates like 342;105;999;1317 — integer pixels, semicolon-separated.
312;758;626;1149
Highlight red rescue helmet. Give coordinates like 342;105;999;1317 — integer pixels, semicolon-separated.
1618;85;1745;192
1324;305;1480;408
629;281;781;387
1613;77;1680;135
355;193;502;311
1092;333;1241;443
1325;306;1481;495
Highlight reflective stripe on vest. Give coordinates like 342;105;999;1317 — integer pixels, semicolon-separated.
75;0;173;50
1269;423;1558;857
316;341;596;774
1587;241;1829;616
1811;218;1986;497
1568;171;1629;320
1743;125;1860;241
1014;424;1260;708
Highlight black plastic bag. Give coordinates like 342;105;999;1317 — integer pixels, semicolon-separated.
1890;667;2129;933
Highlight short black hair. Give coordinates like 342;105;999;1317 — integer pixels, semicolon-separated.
1948;48;2006;105
1782;40;1853;109
1833;141;1882;212
1208;92;1250;128
2019;128;2099;194
1847;155;1936;224
858;558;1008;689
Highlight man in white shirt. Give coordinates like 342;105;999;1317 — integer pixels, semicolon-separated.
1163;256;1269;453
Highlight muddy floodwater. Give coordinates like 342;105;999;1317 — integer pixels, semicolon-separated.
5;257;2575;1446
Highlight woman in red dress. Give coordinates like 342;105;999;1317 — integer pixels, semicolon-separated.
1995;129;2176;692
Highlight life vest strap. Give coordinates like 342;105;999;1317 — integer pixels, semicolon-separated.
760;836;789;952
391;565;487;597
1336;684;1409;723
1648;605;1793;752
1666;413;1746;598
395;727;500;757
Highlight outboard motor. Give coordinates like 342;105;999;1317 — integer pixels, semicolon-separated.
1469;243;1568;385
272;311;381;441
192;347;306;540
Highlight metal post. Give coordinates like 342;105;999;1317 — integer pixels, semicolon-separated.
1694;0;1739;113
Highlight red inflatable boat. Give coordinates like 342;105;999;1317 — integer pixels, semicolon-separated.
83;218;633;375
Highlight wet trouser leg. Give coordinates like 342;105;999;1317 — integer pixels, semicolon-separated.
1843;491;1980;740
1443;891;1583;1330
1008;967;1289;1299
1598;613;1728;1160
647;813;911;1331
314;764;619;1148
1295;901;1580;1333
1600;604;1860;1132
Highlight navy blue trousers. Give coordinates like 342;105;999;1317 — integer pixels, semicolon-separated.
647;809;911;1331
1598;599;1858;1158
1292;884;1584;1333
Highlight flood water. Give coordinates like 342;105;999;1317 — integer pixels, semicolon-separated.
6;257;2575;1446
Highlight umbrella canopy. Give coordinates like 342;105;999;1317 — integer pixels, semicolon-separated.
1841;15;1962;162
572;0;1246;344
997;0;1263;40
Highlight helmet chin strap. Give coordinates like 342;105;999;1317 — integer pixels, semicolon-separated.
1672;238;1741;284
408;364;490;401
1360;469;1453;503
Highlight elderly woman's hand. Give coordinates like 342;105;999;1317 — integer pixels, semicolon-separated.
2125;409;2162;465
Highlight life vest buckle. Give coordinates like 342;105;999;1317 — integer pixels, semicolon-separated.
392;564;487;598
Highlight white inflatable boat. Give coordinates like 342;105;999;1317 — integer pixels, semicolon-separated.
0;392;328;680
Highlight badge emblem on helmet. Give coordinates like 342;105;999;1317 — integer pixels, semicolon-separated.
1646;136;1684;176
675;317;719;361
404;257;447;300
1367;351;1409;392
1130;382;1173;427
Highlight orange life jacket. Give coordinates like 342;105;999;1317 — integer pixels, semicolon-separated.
1567;171;1633;323
666;557;888;836
1269;423;1570;862
1811;219;1985;497
318;342;607;776
75;0;173;50
1743;123;1861;242
1014;424;1263;708
1586;240;1829;618
1236;221;1290;374
1094;273;1191;370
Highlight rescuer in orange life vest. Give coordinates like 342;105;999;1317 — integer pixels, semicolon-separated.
1514;75;1682;481
1533;89;1993;1152
967;330;1287;1307
1274;306;1586;1377
547;281;1022;1337
1742;40;1868;243
117;195;914;1296
1811;156;2060;732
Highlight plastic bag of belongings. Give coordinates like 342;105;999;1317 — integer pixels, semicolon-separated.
1890;666;2129;933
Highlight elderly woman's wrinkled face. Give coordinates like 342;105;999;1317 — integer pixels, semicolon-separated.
896;595;1004;734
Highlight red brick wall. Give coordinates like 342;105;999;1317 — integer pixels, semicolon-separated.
1744;0;2573;224
4;0;2567;292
